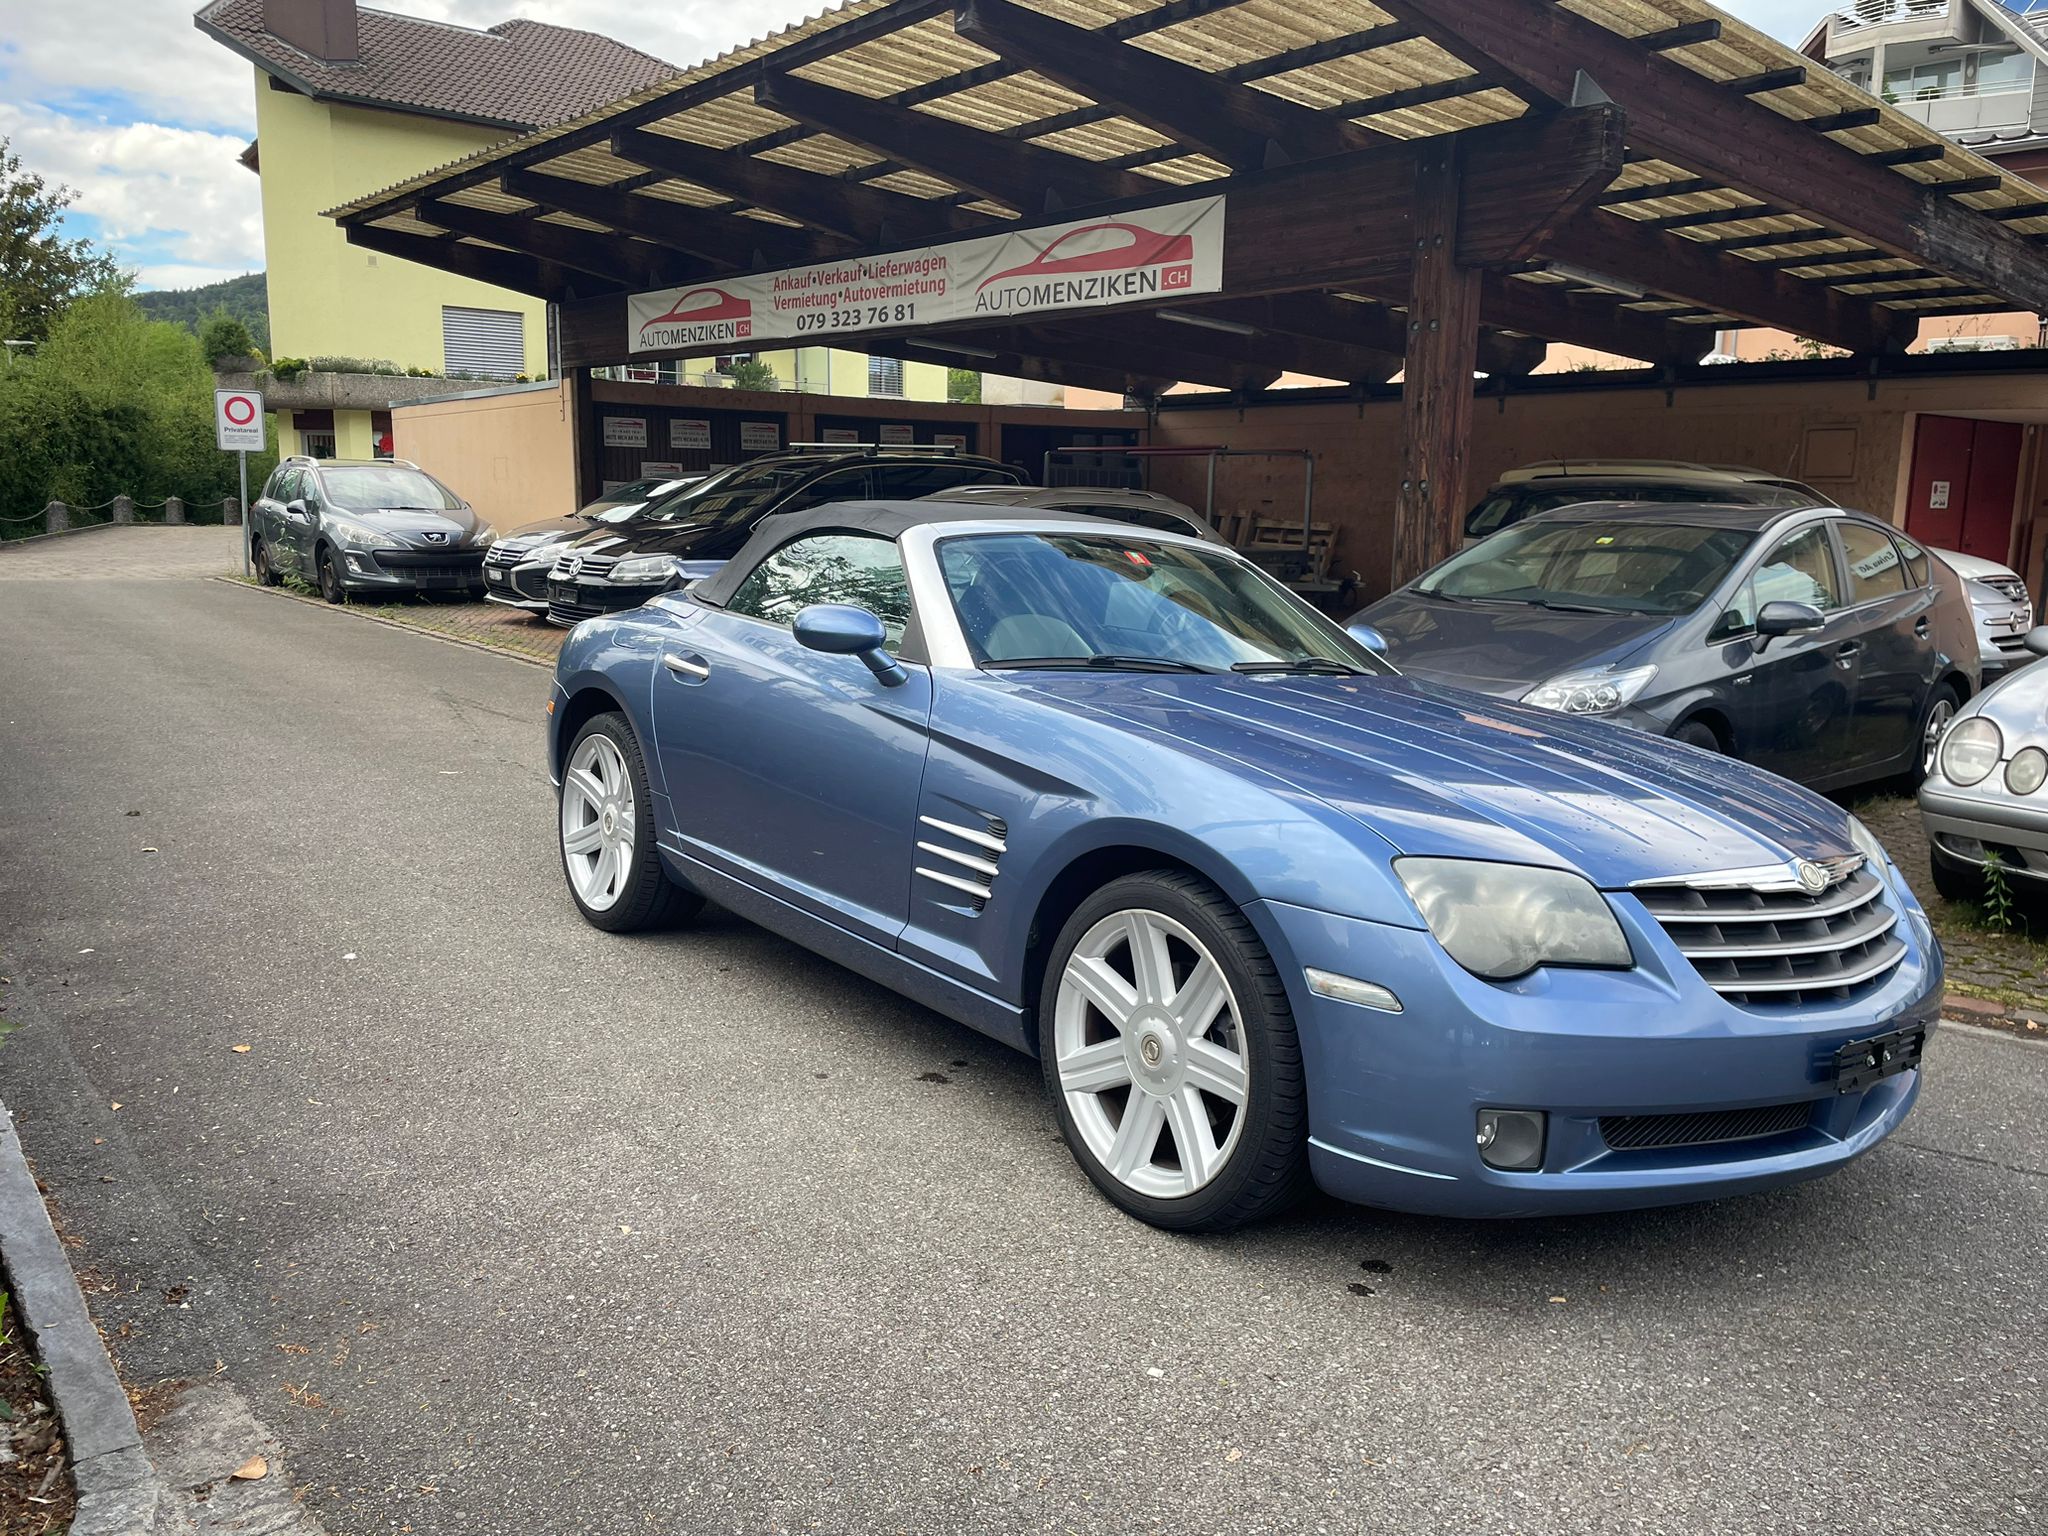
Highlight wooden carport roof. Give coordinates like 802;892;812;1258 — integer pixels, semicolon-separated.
325;0;2048;579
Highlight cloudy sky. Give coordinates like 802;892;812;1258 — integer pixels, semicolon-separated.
0;0;1832;294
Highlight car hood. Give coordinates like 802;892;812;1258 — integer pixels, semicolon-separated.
346;507;484;543
1935;548;2021;584
1354;592;1678;696
507;513;587;540
1973;654;2048;732
556;519;748;560
1007;672;1857;888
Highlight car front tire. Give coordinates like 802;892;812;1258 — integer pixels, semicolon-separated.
316;546;346;605
1039;870;1310;1232
559;711;704;933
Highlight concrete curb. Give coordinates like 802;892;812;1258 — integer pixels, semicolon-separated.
0;1100;162;1535
210;574;555;670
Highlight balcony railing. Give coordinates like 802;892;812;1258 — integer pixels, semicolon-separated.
1835;0;1950;32
1888;79;2034;131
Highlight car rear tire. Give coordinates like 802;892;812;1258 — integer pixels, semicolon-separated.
1929;847;1982;905
252;537;280;587
1671;719;1723;753
1039;870;1310;1232
559;711;703;933
1914;682;1962;787
316;546;345;605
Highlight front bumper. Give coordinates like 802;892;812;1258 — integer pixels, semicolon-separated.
483;555;553;611
545;578;669;627
1976;602;2036;675
1253;868;1941;1218
1921;780;2048;882
337;546;488;592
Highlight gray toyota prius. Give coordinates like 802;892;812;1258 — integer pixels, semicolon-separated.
1351;502;1980;792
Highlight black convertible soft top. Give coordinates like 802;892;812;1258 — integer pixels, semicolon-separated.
689;498;1142;608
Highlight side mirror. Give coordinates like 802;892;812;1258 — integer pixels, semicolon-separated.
1754;600;1825;647
1346;622;1390;654
793;603;907;687
2026;625;2048;659
285;498;311;522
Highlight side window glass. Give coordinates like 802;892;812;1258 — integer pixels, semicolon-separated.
725;534;913;650
260;469;284;502
1709;581;1757;641
1751;526;1842;613
1839;522;1907;603
301;475;325;513
872;465;1009;499
1893;532;1931;587
275;469;301;504
776;468;871;514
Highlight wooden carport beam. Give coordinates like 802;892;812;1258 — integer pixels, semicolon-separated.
344;223;593;302
754;74;1157;216
1475;274;1715;366
418;199;691;290
1540;215;1919;354
877;334;1166;398
955;0;1385;170
1389;0;2048;314
612;128;972;246
1194;292;1544;377
499;170;837;271
1395;142;1483;588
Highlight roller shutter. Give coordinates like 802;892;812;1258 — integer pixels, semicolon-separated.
442;306;524;379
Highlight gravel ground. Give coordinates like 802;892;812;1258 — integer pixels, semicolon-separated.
0;573;2044;1536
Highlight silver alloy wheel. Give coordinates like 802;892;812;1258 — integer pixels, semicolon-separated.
561;733;635;911
1053;908;1249;1199
1922;696;1957;776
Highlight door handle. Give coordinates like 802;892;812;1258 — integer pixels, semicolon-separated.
662;652;710;681
1914;617;1931;638
1835;641;1862;656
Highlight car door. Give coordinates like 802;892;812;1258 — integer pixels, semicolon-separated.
287;469;327;574
267;467;308;573
1718;522;1856;783
251;467;288;555
1831;517;1933;773
648;530;932;947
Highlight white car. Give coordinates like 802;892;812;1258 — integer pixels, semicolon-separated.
1920;626;2048;900
1933;549;2036;679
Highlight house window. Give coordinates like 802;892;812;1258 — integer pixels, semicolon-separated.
298;431;338;460
1883;58;1963;101
442;306;525;379
867;355;904;397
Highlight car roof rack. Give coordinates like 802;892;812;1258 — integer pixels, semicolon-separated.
782;442;963;458
283;454;420;470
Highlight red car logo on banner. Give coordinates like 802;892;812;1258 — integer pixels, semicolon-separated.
640;287;753;338
978;222;1196;291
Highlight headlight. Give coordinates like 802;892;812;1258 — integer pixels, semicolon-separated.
329;520;402;551
471;524;497;547
1939;716;2003;786
1522;664;1658;716
610;554;681;585
1847;814;1889;870
1395;858;1633;980
2007;746;2047;796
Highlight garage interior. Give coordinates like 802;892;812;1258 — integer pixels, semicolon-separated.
331;0;2048;599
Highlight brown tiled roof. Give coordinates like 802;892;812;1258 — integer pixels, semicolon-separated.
194;0;676;131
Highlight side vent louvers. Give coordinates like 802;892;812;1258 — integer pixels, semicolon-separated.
916;814;1006;912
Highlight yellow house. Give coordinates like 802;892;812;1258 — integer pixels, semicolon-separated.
197;0;947;463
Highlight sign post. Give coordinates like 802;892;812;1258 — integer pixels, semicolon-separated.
215;387;265;578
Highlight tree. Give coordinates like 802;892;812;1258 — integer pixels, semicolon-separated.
0;138;124;344
946;367;982;404
721;357;779;392
199;308;260;368
135;273;269;353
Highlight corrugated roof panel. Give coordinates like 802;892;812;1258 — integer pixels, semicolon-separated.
632;179;735;210
757;134;889;177
1361;89;1527;139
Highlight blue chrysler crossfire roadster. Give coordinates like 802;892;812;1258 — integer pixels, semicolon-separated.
545;502;1940;1230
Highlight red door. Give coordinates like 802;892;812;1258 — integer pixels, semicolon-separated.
1906;414;2020;561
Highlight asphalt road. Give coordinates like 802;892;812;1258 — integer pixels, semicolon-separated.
1;571;2044;1536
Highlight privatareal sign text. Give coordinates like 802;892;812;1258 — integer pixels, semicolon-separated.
627;197;1225;355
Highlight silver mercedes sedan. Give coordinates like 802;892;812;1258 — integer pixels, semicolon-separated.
1921;627;2048;902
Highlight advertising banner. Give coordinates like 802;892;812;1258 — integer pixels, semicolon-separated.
602;416;648;449
739;422;781;453
669;418;712;451
627;196;1225;356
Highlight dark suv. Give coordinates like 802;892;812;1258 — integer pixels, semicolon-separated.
250;457;495;603
542;445;1023;626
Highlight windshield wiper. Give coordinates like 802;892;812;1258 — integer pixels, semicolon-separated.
986;654;1218;674
1230;658;1368;676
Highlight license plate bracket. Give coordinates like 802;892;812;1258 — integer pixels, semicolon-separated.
1833;1023;1926;1094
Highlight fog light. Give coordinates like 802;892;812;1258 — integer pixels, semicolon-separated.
1304;967;1403;1013
1476;1109;1546;1171
346;554;367;572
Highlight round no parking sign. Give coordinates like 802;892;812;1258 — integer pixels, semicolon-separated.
215;388;265;451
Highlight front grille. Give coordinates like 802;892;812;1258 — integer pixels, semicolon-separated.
1635;863;1905;1006
550;552;619;582
1601;1100;1814;1151
373;548;485;573
1980;575;2029;605
485;543;530;569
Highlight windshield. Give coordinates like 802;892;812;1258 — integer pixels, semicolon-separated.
321;466;463;512
1419;519;1757;616
644;460;815;524
939;531;1391;674
579;478;697;524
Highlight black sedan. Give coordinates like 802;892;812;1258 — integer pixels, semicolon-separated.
483;476;701;615
1350;503;1980;791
